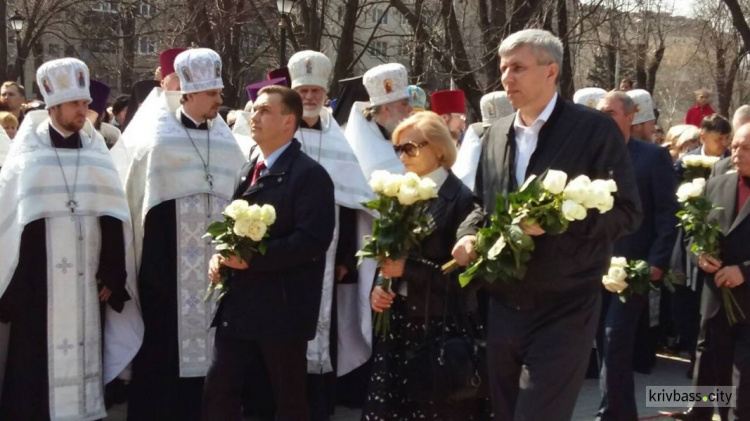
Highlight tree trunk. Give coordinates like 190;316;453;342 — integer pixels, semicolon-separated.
558;0;574;99
646;38;665;94
120;2;137;93
722;0;750;54
329;0;360;95
0;0;8;82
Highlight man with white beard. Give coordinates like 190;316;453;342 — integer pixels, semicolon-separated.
344;63;411;179
286;49;373;421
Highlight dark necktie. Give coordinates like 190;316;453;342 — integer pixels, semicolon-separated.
250;161;266;186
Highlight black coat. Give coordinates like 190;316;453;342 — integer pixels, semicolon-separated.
395;171;482;319
458;97;642;296
212;139;336;341
613;138;678;270
699;172;750;320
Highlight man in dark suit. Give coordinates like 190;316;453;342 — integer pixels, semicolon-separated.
691;123;750;420
596;92;678;420
202;85;336;421
451;29;642;420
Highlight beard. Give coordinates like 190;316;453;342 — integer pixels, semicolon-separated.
303;103;324;119
203;107;219;121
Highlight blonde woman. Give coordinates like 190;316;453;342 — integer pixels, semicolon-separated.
364;111;489;419
0;112;18;140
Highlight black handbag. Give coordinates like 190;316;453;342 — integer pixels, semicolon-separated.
404;264;488;403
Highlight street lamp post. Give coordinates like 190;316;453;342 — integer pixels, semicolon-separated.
276;0;295;65
9;10;26;85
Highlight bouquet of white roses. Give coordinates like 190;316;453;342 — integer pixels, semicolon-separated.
203;200;276;301
603;257;674;303
682;155;720;182
676;177;745;325
447;170;618;287
357;170;438;339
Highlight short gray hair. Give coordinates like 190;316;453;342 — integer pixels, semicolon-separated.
601;91;635;115
498;29;563;70
733;105;750;128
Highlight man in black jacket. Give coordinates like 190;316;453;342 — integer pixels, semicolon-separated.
451;29;642;420
202;86;336;421
596;91;678;420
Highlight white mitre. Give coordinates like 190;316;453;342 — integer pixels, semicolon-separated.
363;63;409;106
175;48;224;94
36;57;93;108
288;50;332;91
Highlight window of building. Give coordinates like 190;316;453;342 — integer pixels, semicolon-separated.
371;8;388;24
140;2;153;17
370;41;388;58
136;36;157;55
92;1;116;13
48;43;61;58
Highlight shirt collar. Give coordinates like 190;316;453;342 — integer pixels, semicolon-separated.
49;121;74;138
258;140;293;170
513;93;558;131
177;106;206;126
424;167;449;190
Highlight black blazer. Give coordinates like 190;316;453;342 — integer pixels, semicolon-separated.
613;139;678;271
394;171;482;319
212;139;336;341
458;97;642;295
699;172;750;320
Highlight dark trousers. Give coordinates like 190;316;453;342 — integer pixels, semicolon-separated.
689;313;750;421
486;287;601;421
596;290;647;421
202;332;310;421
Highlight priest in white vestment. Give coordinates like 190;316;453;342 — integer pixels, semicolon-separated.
0;58;143;421
122;48;246;421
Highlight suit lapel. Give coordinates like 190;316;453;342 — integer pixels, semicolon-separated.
714;172;738;234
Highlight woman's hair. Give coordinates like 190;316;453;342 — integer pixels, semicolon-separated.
0;111;18;128
392;111;457;168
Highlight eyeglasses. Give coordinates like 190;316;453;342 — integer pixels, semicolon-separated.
393;141;428;157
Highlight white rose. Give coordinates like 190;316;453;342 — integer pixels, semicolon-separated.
397;186;420;205
596;195;615;213
403;172;421;188
487;235;507;260
369;170;390;194
561;200;587;221
692;177;706;192
606;179;618;193
382;174;403;197
224;200;250;220
563;175;592;204
246;204;262;221
676;182;693;202
701;156;720;168
233;217;253;237
682;155;700;167
610;256;628;268
608;266;628;283
247;221;268;242
602;275;629;293
260;204;276;225
417;177;438;200
583;180;614;211
543;170;568;195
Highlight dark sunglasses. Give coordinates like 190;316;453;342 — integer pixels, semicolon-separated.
393;141;428;157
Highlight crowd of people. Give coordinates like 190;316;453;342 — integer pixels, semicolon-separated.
0;27;747;421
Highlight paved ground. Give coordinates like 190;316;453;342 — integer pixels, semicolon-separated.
108;353;718;420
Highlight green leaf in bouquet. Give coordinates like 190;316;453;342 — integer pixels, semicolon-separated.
206;220;228;237
257;242;267;255
459;257;483;287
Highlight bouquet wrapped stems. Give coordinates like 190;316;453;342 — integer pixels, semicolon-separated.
373;275;393;341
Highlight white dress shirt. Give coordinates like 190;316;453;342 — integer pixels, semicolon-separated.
513;93;558;187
